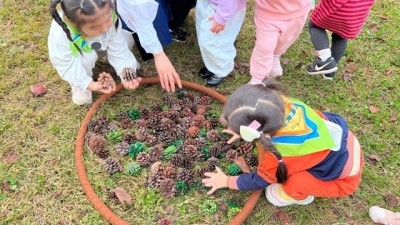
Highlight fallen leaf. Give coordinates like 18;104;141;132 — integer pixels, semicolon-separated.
342;73;355;82
273;209;291;225
346;57;355;63
111;187;133;204
2;151;19;164
77;210;89;220
295;62;303;69
30;82;47;97
389;115;397;122
345;64;358;73
3;181;10;192
282;58;291;65
369;105;380;113
6;20;12;28
369;23;379;31
385;68;393;75
240;62;250;68
385;194;398;207
53;189;63;198
367;154;382;162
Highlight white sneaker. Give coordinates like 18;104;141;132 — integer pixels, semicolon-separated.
270;59;283;78
71;86;92;105
369;206;400;225
266;183;314;207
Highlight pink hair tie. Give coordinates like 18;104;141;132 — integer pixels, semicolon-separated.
278;159;284;163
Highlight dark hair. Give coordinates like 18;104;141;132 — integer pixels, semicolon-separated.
49;0;113;54
223;78;289;183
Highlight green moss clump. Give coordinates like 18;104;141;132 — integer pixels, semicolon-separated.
127;109;140;120
125;161;142;176
227;207;241;220
163;145;178;159
106;129;122;144
128;142;146;158
201;147;211;160
200;199;218;215
175;181;189;195
227;163;242;176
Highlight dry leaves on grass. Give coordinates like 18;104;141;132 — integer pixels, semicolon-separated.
367;154;382;163
53;189;63;198
369;105;380;113
272;209;291;225
30;82;47;97
2;151;19;164
345;64;358;73
385;67;394;75
385;194;398;207
111;187;133;204
389;115;397;122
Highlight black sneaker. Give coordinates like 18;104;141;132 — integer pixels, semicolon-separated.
170;27;187;42
306;57;338;75
322;72;336;80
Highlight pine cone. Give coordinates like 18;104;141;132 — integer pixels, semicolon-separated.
192;115;205;127
246;154;259;167
120;118;133;129
183;145;198;159
159;132;176;145
176;168;195;185
135;131;146;142
162;110;180;121
118;111;129;121
147;173;164;188
209;144;221;158
163;166;177;179
104;157;121;174
136;152;151;167
174;125;188;140
163;94;175;107
149;144;164;162
170;154;193;169
198;95;212;105
237;142;254;155
145;134;158;146
147;113;162;128
184;139;196;146
196;105;207;116
160;178;177;198
88;134;106;152
207;130;220;142
87;116;110;134
197;166;212;179
123;133;137;144
226;149;238;161
194;137;207;149
160;118;176;131
181;107;193;118
178;117;191;129
187;126;199;138
96;148;109;159
115;141;129;156
220;143;233;153
139;107;150;120
209;118;220;129
135;119;148;129
207;157;220;170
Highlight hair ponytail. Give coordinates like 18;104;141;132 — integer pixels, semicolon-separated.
259;135;288;183
49;0;82;55
262;78;287;95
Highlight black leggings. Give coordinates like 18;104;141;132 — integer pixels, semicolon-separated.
309;21;348;63
168;0;197;30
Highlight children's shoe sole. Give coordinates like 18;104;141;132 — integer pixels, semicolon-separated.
307;67;338;75
266;184;315;207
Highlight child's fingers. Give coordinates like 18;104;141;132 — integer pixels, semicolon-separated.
207;187;217;195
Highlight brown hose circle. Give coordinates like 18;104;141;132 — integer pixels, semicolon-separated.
75;78;265;225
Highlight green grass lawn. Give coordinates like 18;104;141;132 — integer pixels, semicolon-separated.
1;0;399;224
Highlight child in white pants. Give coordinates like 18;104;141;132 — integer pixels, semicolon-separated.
195;0;246;87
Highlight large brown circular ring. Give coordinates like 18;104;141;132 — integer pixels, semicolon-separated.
75;78;265;225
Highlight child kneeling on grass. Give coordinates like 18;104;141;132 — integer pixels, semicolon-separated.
202;79;364;207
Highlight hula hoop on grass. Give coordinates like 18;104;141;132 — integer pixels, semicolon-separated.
75;78;265;225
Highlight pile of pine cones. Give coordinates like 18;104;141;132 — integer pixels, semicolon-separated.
86;90;258;198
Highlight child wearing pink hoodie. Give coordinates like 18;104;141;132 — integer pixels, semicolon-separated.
249;0;311;84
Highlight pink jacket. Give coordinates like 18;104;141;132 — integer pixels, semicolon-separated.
255;0;311;20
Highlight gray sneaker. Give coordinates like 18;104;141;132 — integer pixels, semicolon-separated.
307;57;338;75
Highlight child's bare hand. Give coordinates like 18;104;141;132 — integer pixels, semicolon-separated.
202;166;228;195
122;77;142;90
154;52;182;92
88;73;116;94
208;16;225;33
